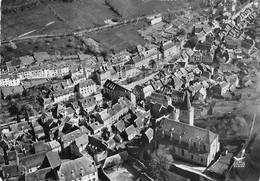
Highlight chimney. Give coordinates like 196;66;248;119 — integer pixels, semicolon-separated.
179;135;182;144
188;139;191;149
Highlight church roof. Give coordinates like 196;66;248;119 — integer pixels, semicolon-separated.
180;91;191;111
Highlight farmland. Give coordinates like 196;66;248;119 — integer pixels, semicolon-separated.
1;0;120;41
105;0;207;18
89;20;148;53
1;3;70;41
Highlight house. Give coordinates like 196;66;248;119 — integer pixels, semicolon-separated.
190;51;202;64
133;84;154;101
112;120;126;133
52;88;74;103
48;140;62;152
78;96;97;113
72;134;89;152
25;167;56;181
60;127;88;151
103;79;136;104
121;124;138;141
0;73;21;87
148;92;172;107
211;81;230;97
2;164;26;181
86;136;108;163
157;117;220;166
58;156;98;181
144;128;154;143
89;122;104;135
33;141;52;153
19;151;47;173
96;98;128;128
163;40;180;60
1;86;24;99
40;151;62;170
147;14;162;25
78;79;97;97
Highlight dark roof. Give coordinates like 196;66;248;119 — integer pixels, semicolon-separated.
159;117;217;145
2;164;26;179
103;79;129;92
33;141;52;153
19;151;46;170
25;167;53;181
87;136;107;151
180;91;192;111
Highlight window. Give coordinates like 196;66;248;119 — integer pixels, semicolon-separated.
203;145;206;151
182;149;184;156
191;155;193;160
201;158;203;163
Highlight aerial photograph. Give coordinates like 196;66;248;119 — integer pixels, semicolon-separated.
0;0;260;180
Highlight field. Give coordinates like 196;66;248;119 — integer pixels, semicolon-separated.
1;0;120;41
1;3;70;41
105;0;207;18
89;20;148;53
48;0;119;30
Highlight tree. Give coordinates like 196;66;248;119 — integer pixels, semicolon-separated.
149;59;157;69
101;127;110;141
177;29;186;36
8;101;21;116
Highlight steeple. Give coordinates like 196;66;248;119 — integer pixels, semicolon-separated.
180;91;191;111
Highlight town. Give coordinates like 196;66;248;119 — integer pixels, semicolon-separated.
0;0;260;181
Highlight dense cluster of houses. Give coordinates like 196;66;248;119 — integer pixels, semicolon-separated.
0;1;259;181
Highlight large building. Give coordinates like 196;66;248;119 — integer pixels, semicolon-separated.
103;79;136;104
156;91;220;166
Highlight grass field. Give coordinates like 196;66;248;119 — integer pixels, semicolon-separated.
89;20;148;53
1;3;70;41
1;0;120;41
48;0;119;30
105;0;205;18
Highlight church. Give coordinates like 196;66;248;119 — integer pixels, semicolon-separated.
156;91;220;166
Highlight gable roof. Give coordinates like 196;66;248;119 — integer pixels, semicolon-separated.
125;125;137;136
145;128;154;142
114;120;126;132
19;151;47;170
25;167;53;181
59;156;96;181
159;117;217;144
74;134;89;148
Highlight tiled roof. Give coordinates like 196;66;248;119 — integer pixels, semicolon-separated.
45;151;62;169
125;125;137;136
19;151;46;170
59;156;96;181
25;167;53;181
79;79;96;88
159;117;217;144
